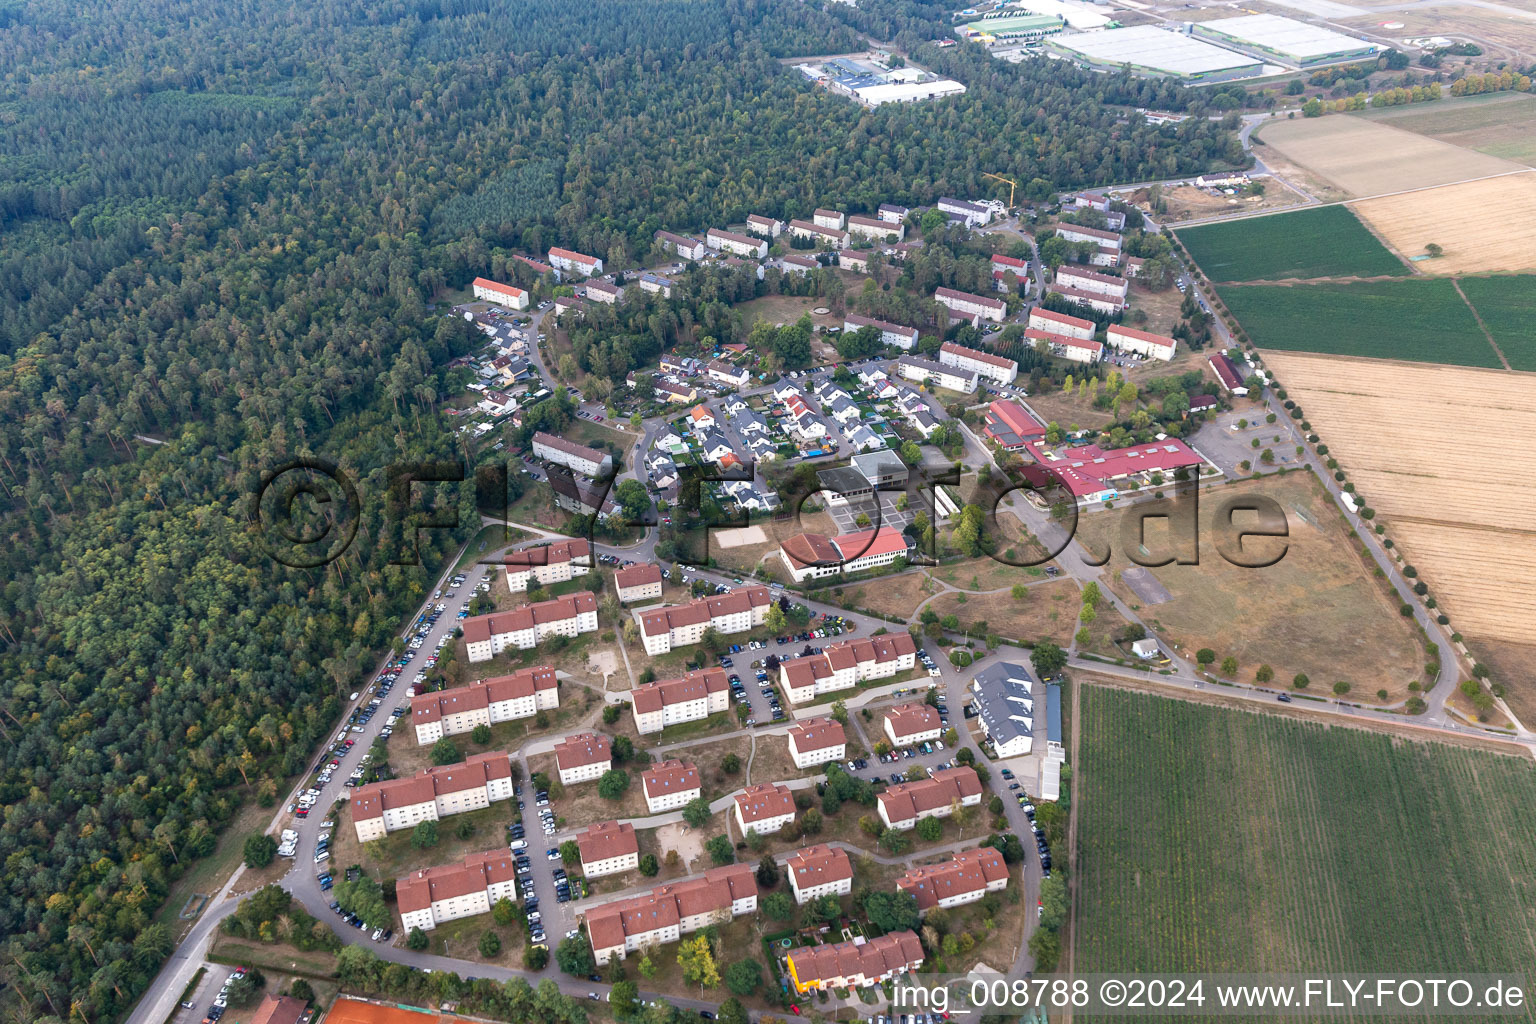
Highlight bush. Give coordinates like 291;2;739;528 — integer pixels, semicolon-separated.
597;769;631;800
411;820;440;848
639;853;659;876
525;945;550;970
1333;680;1351;695
243;833;277;869
471;723;492;745
407;927;429;950
478;931;502;958
1293;673;1310;689
431;738;461;765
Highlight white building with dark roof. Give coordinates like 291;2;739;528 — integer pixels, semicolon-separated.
969;661;1035;758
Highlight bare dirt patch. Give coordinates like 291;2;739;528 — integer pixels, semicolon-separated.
651;821;706;874
1350;172;1536;274
923;579;1080;646
715;524;769;548
1142;183;1307;224
1255;116;1524;196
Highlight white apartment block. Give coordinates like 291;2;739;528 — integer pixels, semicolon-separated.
531;431;612;477
1027;328;1102;364
613;562;664;604
1053;223;1120;252
635;585;772;656
847;214;903;241
707;228;768;259
577;821;640;879
844;313;918;351
877;766;983;831
1052;285;1124;315
813;209;846;230
877;203;909;224
585;279;621;305
934;286;1006;324
583;864;758;965
350;752;515;843
472;277;529;311
939;341;1017;386
746;214;783;238
410;665;559;745
548;246;604;277
937;197;992;227
462;592;599;663
503;538;591;592
397;849;520;932
641;760;701;813
654;230;706;260
1054;266;1128;301
787;219;848;249
629;667;730;735
884;702;942;747
896;846;1009;914
554;732;612;785
780;633;918;705
1107;325;1177;362
1028;307;1096;341
734;783;797;836
785;844;853;904
786;717;847;770
896;354;977;394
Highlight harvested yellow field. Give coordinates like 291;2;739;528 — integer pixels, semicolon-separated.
1350;172;1536;274
1256;116;1524;196
1264;351;1536;643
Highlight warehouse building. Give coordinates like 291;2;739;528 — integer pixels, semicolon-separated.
1193;14;1380;67
1046;25;1265;82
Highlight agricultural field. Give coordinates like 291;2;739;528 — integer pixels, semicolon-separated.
1254;116;1522;195
1350;172;1536;275
1218;278;1501;366
1076;472;1426;699
1176;204;1407;281
1074;686;1536;1009
1354;92;1536;165
1454;274;1536;371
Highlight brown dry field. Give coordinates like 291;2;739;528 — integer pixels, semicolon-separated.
1465;637;1536;725
736;294;839;331
1262;351;1536;644
1350;172;1536;273
1254;116;1524;196
923;579;1080;646
1340;6;1536;54
1355;93;1536;166
837;570;939;620
1147;183;1308;224
1076;473;1426;700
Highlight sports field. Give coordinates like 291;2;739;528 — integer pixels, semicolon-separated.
1351;173;1536;276
1075;687;1536;997
1218;278;1500;367
1255;114;1523;195
1355;92;1536;166
1176;205;1406;281
1455;275;1536;371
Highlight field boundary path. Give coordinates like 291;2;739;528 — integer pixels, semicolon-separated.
1451;278;1514;370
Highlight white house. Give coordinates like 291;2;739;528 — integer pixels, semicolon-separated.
934;286;1006;324
1107;325;1177;362
614;562;664;604
582;864;758;965
532;432;612;477
746;214;783;238
1055;266;1128;301
786;717;847;769
473;277;529;311
844;313;918;351
547;247;604;277
554;732;612;785
896;846;1009;914
779;633;918;705
813;208;846;231
969;661;1035;758
937;197;992;227
848;214;903;241
896;354;977;394
1028;307;1096;341
939;341;1017;385
707;228;768;259
503;538;590;593
635;586;773;655
350;751;515;842
785;844;853;904
734;783;797;836
876;766;983;831
654;231;706;260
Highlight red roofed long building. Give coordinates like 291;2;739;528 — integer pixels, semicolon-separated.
940;341;1017;385
785;843;853;904
787;930;925;994
1028;306;1097;342
614;562;664;604
780;633;917;705
463;592;599;662
531;431;612;477
877;765;983;831
787;717;847;769
642;759;701;813
1209;351;1250;395
397;847;521;932
554;732;612;785
983;399;1046;451
1026;327;1102;364
503;538;591;592
1107;324;1177;362
630;667;730;735
472;277;529;311
934;286;1006;324
547;246;604;277
350;751;515;842
583;863;758;965
636;585;773;655
577;821;640;878
410;666;559;745
1027;438;1205;503
778;526;909;583
897;846;1009;913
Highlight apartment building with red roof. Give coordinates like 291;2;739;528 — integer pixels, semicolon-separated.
877;765;983;831
462;591;599;663
706;228;768;259
554;732;612;785
787;930;925;994
1027;306;1096;341
410;665;558;745
472;276;529;311
896;846;1010;913
629;667;730;735
786;717;847;769
350;751;515;842
934;286;1006;324
884;702;942;747
641;760;701;813
503;538;591;592
733;783;797;835
531;432;612;477
577;821;640;878
614;562;664;604
1026;327;1102;364
940;341;1017;384
778;526;909;583
582;863;758;964
547;246;604;277
848;213;904;241
779;633;917;705
397;847;521;932
635;585;773;655
1107;324;1177;362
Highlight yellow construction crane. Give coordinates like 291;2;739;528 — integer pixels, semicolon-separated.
983;172;1018;211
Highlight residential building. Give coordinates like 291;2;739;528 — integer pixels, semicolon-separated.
462;592;599;662
630;667;730;735
779;526;908;583
350;751;515;842
781;253;820;274
577;821;640;878
554;732;612;785
935;286;1007;325
940;340;1017;384
780;633;918;705
1053;223;1120;252
1107;325;1177;362
1051;284;1123;316
654;231;706;260
553;294;586;320
786;930;925;994
983;399;1046;451
1210;352;1249;395
896;846;1009;913
734;782;797;835
639;272;675;298
583;864;758;965
688;404;716;433
937;197;992;227
515;254;555;278
707;228;768;259
250;995;308;1024
844;313;918;350
1027;306;1096;341
614;563;664;604
1123;254;1146;277
397;848;520;932
746;214;783;238
1026;437;1205;503
531;431;612;477
813;208;846;230
547;247;603;277
896;354;977;394
838;250;871;273
877;203;909;224
641;759;701;813
787;219;848;248
472;276;530;311
785;844;854;904
653;378;697;404
410;665;559;745
1055;266;1128;302
503;538;591;592
1027;327;1102;364
585;279;621;305
707;360;750;387
636;585;773;655
848;214;903;241
786;717;847;769
884;702;942;747
990;253;1029;293
877;765;983;830
969;661;1035;758
549;470;618;519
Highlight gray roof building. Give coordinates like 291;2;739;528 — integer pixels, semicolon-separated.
970;661;1036;757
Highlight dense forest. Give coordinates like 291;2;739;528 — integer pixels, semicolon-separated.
0;0;1241;1019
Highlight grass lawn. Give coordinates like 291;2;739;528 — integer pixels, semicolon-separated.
922;579;1079;647
1177;205;1408;282
1076;473;1427;701
156;796;270;940
422;910;526;969
834;571;938;622
207;935;340;980
1075;686;1536;987
346;801;514;881
531;750;652;830
1455;274;1536;371
659;736;755;793
1219;278;1502;367
930;555;1054;594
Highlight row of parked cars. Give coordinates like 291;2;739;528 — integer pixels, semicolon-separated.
326;897;392;942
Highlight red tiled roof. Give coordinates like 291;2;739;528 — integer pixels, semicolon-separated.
1210;352;1246;391
788;716;846;755
885;702;940;742
584;864;757;950
615;562;663;591
461;592;597;644
638;586;772;638
352;751;513;821
642;759;700;801
1025;328;1103;354
935;287;1006;313
631;668;728;715
1057;266;1127;289
1053;222;1119;242
781;532;841;569
788;930;924;986
832;526;908;562
504;539;589;571
708;228;763;249
1107;325;1176;350
1028;307;1095;333
785;843;853;890
990;253;1028;271
410;665;555;725
250;994;307;1024
735;782;796;824
554;732;612;771
577;821;638;864
532;431;607;465
877;766;982;823
897;847;1008;911
397;847;520;914
986;400;1046;439
473;277;527;301
549;246;601;266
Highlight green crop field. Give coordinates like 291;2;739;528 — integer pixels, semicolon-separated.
1075;688;1536;1021
1177;205;1408;282
1218;278;1503;367
1454;275;1536;372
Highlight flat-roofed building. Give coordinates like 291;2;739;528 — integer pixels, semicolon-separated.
785;844;853;904
877;766;983;831
1107;325;1177;362
531;431;612;477
462;592;599;662
473;277;530;311
844;313;918;351
970;661;1035;758
884;702;942;747
350;751;515;842
897;846;1009;913
548;247;604;277
786;717;847;769
503;538;591;592
935;286;1006;324
614;562;664;604
635;585;773;655
397;848;520;932
582;864;758;965
786;930;924;994
630;667;730;735
1046;24;1266;82
780;633;917;705
940;340;1017;384
554;732;612;785
641;759;701;813
707;228;768;259
410;665;559;745
1192;13;1381;67
577;821;640;878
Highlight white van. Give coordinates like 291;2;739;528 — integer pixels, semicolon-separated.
509;839;528;851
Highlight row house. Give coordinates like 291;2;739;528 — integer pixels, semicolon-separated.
848;214;903;241
583;864;758;965
629;667;730;735
934;286;1006;325
746;214;783;238
547;246;604;277
707;228;768;259
778;526;908;584
577;821;640;878
554;732;612;785
786;716;847;770
654;230;706;260
785;843;853;904
635;585;773;655
877;766;983;831
503;538;590;593
1027;328;1102;364
939;340;1018;385
896;846;1009;914
613;562;664;604
350;751;515;842
1054;265;1128;302
786;930;925;994
462;592;599;663
410;665;559;745
884;702;942;747
531;431;612;477
472;277;529;311
734;782;797;836
707;359;750;388
844;313;918;351
397;848;520;932
1107;324;1177;362
896;354;976;394
1028;306;1095;341
641;759;701;814
779;632;918;705
788;219;848;249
